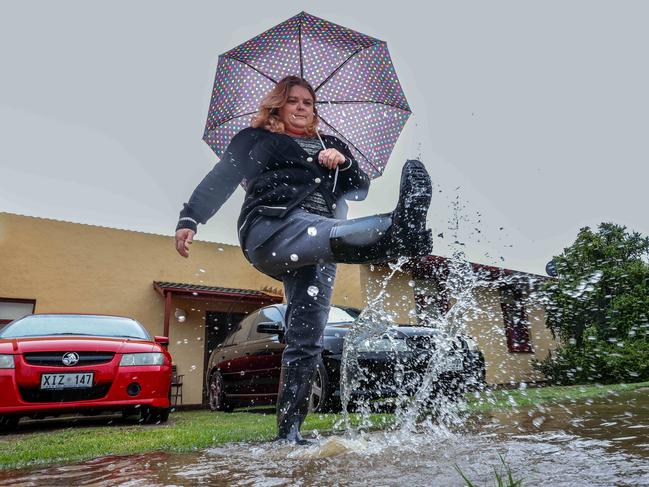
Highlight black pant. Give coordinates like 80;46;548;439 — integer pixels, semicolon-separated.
245;209;339;368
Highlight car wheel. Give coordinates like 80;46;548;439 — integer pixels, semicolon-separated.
308;357;339;412
209;370;233;412
140;407;170;424
0;416;19;433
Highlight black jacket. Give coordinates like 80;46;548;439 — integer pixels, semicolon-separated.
176;127;371;243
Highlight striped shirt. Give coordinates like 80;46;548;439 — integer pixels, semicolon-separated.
290;135;333;217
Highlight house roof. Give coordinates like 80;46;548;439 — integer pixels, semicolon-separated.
404;255;550;283
153;281;283;303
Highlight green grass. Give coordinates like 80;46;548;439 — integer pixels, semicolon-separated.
465;380;649;413
1;381;647;471
455;453;522;487
0;410;392;470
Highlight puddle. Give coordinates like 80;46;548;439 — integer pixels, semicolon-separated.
1;389;648;486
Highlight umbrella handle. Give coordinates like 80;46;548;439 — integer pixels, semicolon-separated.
332;166;339;193
316;131;340;193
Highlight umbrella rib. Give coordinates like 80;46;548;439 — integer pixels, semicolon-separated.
206;110;258;130
318;115;382;176
314;42;381;93
223;55;278;84
298;21;304;79
317;99;411;113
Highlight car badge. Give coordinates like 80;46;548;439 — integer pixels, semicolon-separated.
62;352;80;366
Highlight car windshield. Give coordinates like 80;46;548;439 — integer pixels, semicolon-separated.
327;307;356;324
0;315;151;340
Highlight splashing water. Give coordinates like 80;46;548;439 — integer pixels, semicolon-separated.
337;250;487;438
174;309;186;323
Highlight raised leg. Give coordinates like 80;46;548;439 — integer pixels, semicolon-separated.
246;159;433;274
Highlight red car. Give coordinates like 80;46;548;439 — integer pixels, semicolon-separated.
0;314;172;432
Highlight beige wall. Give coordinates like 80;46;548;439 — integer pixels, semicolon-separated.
359;264;417;324
462;286;555;384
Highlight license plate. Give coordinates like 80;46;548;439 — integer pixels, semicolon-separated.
40;373;94;389
444;356;464;372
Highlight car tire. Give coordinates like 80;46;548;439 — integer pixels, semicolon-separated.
208;370;233;412
140;407;170;424
0;416;19;433
309;357;339;413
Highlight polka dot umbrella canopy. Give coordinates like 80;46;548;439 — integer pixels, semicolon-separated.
203;11;411;180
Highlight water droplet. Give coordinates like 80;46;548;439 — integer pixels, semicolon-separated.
408;280;416;287
307;286;319;297
307;226;318;236
290;254;299;262
532;416;545;428
272;252;276;256
217;247;224;252
198;268;206;273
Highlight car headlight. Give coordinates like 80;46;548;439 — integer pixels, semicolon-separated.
119;353;164;366
0;354;15;369
356;338;410;353
463;337;479;352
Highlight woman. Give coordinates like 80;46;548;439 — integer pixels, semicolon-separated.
175;76;433;444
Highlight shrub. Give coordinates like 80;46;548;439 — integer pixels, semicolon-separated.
535;337;649;384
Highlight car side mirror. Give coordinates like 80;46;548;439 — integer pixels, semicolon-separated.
154;336;170;347
257;321;284;336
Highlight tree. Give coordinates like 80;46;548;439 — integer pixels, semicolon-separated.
537;223;649;384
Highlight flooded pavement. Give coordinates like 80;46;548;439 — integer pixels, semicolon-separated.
1;388;648;486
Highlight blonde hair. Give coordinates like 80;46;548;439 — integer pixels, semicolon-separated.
251;76;319;136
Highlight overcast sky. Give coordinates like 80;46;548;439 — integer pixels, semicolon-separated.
1;0;647;275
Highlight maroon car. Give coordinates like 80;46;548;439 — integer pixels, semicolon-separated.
205;305;485;412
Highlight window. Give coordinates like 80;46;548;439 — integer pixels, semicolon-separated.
327;307;356;324
248;307;284;340
228;313;258;345
0;314;149;340
258;307;284;325
0;298;36;326
500;285;533;353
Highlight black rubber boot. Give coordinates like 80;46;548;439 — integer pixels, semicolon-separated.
330;159;433;263
275;363;316;445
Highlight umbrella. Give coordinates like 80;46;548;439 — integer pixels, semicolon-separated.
203;11;411;180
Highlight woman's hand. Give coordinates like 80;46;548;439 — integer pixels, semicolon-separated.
175;228;195;258
318;148;346;170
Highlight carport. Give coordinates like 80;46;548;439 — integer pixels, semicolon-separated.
153;281;283;339
153;282;284;404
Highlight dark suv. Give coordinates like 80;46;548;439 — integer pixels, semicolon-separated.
205;305;485;412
